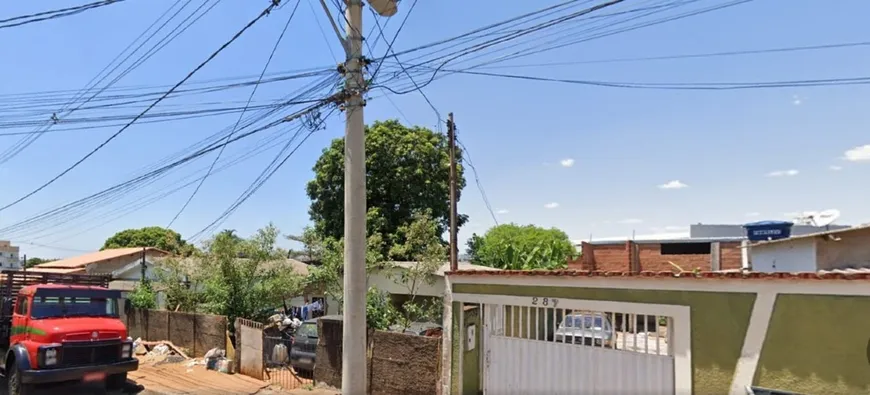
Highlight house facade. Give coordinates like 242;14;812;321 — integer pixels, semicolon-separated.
750;225;870;272
29;247;170;298
444;269;870;395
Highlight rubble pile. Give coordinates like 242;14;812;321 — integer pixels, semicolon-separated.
134;337;233;374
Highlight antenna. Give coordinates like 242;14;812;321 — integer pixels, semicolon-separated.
811;209;841;228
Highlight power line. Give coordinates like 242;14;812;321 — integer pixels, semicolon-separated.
417;68;870;90
0;0;129;29
473;40;870;69
455;136;498;226
168;0;303;227
0;0;282;214
0;0;195;165
189;107;337;241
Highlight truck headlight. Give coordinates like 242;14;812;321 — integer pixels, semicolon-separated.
121;342;133;359
38;344;61;367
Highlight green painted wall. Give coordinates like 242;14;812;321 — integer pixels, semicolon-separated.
450;283;756;394
462;307;481;395
755;294;870;395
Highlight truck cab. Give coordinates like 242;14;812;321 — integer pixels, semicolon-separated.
0;273;138;395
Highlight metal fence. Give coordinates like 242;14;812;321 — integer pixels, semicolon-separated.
236;318;314;390
263;335;314;390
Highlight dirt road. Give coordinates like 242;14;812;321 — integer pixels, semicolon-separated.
0;357;294;395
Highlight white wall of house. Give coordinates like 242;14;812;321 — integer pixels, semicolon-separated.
751;237;817;272
367;268;445;298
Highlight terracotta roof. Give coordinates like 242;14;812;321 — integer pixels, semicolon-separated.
445;269;870;280
391;261;501;276
25;267;86;274
34;247;169;269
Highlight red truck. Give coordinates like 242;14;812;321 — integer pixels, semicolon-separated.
0;272;138;395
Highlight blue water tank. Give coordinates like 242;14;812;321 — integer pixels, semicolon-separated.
743;221;794;241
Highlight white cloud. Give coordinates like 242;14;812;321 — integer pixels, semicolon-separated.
658;180;688;190
844;144;870;162
745;212;761;217
496;209;509;214
766;169;799;177
559;158;575;167
618;218;644;224
829;165;843;171
792;95;802;106
544;202;559;209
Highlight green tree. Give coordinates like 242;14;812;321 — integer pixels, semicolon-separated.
388;211;447;330
128;280;157;309
102;226;196;256
306;120;467;258
154;224;305;324
468;224;577;270
24;257;56;268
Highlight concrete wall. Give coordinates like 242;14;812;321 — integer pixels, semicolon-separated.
752;238;817;273
124;307;227;357
815;227;870;270
755;294;870;394
315;318;442;394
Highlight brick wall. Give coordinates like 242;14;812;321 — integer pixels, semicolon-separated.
315;318;441;394
570;241;744;272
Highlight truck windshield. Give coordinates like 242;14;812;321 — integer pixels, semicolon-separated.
30;294;119;319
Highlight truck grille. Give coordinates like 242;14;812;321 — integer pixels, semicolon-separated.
61;341;121;367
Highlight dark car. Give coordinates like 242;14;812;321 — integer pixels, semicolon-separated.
289;319;318;373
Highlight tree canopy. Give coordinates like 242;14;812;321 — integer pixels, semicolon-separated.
467;224;576;270
154;224;305;324
102;226;196;256
24;257;55;268
305;120;467;258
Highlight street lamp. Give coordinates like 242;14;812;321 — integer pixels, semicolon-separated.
368;0;398;16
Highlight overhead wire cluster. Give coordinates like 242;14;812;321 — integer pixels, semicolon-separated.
0;0;345;242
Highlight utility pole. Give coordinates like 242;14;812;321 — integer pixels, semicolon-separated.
341;0;368;393
140;247;146;282
315;1;397;393
448;113;458;272
22;254;26;272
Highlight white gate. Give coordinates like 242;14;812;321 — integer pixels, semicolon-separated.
459;294;691;395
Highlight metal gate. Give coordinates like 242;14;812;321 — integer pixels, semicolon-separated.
237;318;264;380
474;296;684;394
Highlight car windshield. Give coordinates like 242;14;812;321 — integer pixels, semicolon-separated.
30;293;119;319
297;323;317;338
562;315;606;329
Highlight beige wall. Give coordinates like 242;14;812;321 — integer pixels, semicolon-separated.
816;227;870;270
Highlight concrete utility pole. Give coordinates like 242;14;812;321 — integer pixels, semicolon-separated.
447;113;458;272
313;0;396;393
341;0;368;393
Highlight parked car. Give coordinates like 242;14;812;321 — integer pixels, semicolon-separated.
554;312;614;348
289;319;318;373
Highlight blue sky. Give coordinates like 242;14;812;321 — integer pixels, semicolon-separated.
2;0;870;259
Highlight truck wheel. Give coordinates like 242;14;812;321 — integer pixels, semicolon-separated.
106;372;127;391
7;362;33;395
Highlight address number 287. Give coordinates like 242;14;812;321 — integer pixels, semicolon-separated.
531;297;558;307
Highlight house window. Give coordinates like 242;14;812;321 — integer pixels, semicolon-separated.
660;242;711;255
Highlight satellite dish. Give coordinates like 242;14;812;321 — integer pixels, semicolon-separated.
792;211;818;225
811;209;841;227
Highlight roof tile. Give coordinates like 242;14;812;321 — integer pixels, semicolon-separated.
445;269;870;280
